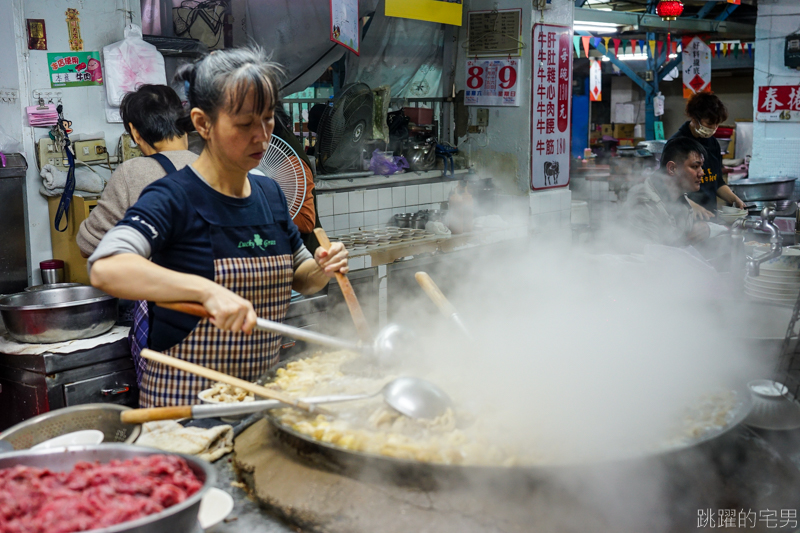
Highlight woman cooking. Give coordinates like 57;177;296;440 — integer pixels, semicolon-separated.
668;92;746;218
89;48;348;408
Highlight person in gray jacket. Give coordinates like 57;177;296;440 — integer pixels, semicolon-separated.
626;137;712;247
77;84;197;257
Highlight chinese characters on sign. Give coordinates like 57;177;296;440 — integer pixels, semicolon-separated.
466;9;523;56
589;58;601;102
756;85;800;122
47;52;103;88
682;36;711;98
464;59;520;106
65;8;83;51
26;19;47;50
697;508;797;529
531;24;572;190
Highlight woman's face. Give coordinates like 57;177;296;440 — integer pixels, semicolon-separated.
204;86;275;173
690;117;718;139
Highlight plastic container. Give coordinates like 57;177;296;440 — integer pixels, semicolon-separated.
39;259;65;285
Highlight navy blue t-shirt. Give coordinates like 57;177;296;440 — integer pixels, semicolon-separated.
118;167;303;351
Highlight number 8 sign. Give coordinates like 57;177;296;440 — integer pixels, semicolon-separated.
464;59;521;107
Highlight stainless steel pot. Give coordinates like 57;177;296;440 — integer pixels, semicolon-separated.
728;178;797;202
404;141;437;172
24;282;82;292
410;215;427;229
0;444;214;533
0;286;118;343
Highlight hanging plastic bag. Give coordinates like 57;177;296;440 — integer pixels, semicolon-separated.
103;24;167;107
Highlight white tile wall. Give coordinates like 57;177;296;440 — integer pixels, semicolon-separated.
378;188;393;209
364;189;378;211
406;185;419;205
333;193;349;215
317;194;334;217
419;183;431;204
348;190;364;212
392;187;406;208
529;188;573;234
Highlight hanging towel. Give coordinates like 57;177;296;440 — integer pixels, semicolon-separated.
40;164;104;193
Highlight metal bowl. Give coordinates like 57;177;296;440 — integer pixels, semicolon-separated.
0;285;117;343
0;444;214;533
24;282;83;292
729;177;797;202
0;403;140;450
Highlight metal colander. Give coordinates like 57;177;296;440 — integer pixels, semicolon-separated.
0;404;140;451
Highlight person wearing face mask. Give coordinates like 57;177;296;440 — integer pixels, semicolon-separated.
626;137;728;248
668;92;745;219
87;48;349;408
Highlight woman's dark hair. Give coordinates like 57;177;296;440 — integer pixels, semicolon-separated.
120;84;189;148
660;136;708;170
174;47;283;124
685;92;728;125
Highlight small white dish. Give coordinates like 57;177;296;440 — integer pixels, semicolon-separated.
744;380;800;430
198;388;254;422
198;487;234;529
31;429;104;450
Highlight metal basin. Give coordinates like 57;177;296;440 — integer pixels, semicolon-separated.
729;178;797;202
0;285;117;343
0;444;214;533
24;282;82;292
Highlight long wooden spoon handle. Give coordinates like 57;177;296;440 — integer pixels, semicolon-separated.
121;406;192;424
140;348;324;414
158;302;210;318
415;272;457;317
314;227;372;343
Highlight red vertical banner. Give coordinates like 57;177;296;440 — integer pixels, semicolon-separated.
531;24;572;190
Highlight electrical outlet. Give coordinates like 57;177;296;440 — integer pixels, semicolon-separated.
120;133;143;161
74;139;107;163
37;138;68;171
31;89;63;105
476;108;490;127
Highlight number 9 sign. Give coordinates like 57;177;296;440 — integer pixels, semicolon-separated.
464;59;521;107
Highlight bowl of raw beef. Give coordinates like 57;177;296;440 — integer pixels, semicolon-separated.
0;444;215;533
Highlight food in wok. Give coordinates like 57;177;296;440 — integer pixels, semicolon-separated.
266;351;746;466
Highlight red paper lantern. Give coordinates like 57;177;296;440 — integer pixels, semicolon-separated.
656;0;684;20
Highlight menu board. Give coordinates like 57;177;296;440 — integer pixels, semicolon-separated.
466;9;522;56
464;58;521;106
756;85;800;122
531;24;572;190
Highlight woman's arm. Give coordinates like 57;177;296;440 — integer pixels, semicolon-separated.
91;253;257;333
292;242;349;295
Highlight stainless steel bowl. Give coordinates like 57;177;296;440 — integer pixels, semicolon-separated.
0;444;214;533
394;213;412;228
0;404;140;450
24;282;82;292
729;177;797;202
0;285;117;343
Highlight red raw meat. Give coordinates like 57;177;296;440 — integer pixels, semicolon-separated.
0;454;202;533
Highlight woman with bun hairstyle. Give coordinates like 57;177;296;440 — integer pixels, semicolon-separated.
88;48;348;407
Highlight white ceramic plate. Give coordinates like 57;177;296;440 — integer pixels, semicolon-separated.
744;280;800;297
745;275;800;290
31;429;104;450
745;290;797;306
198;487;234;530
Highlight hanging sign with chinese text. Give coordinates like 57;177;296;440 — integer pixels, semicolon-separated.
47;52;103;88
756;85;800;122
589;58;601;102
330;0;360;55
531;24;572;190
682;36;711;98
464;58;520;106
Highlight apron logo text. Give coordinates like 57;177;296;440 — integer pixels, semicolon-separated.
238;234;276;250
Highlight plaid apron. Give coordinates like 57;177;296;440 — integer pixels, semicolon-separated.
139;255;293;407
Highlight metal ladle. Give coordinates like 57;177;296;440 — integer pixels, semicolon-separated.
121;376;452;424
157;302;423;368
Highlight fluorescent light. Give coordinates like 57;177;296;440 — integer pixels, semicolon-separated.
601;53;678;62
574;23;620;34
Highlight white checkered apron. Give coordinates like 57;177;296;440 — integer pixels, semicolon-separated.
139;255;293;407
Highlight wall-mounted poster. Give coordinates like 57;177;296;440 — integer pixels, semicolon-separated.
756;85;800;122
466;9;523;57
531;24;572;190
27;19;47;50
464;58;520;106
385;0;463;27
330;0;359;55
48;52;103;88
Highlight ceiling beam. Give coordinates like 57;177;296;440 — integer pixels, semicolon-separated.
693;2;717;19
575;0;589;7
714;3;738;21
574;8;755;39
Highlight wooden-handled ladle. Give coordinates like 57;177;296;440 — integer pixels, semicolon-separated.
314;227;372;343
414;272;473;339
120;348;330;425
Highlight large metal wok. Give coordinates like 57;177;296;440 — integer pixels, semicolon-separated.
728;177;797;202
257;352;754;486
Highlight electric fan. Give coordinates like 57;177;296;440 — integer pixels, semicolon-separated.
316;83;374;174
252;135;308;220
